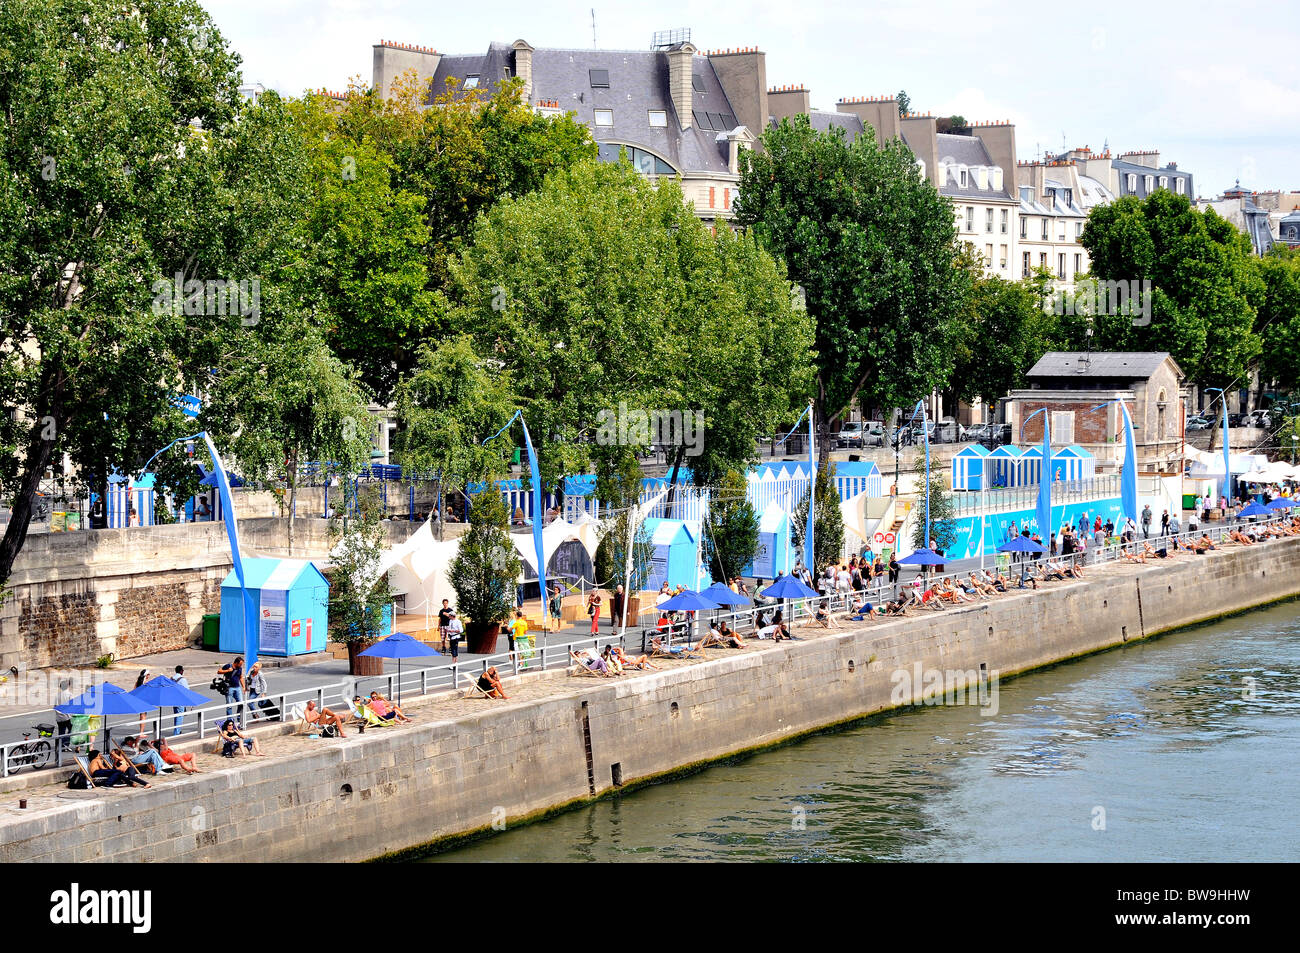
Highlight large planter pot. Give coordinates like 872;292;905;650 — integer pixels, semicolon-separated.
624;593;643;624
347;640;384;677
467;621;501;655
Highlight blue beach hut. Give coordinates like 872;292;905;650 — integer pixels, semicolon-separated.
641;518;699;591
745;502;792;579
219;558;330;657
951;444;990;491
1051;445;1095;482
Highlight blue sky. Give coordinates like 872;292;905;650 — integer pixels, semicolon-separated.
203;0;1300;197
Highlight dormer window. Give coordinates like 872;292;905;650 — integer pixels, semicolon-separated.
1159;176;1168;190
1144;175;1154;192
1128;173;1137;191
1176;178;1185;195
959;167;969;188
589;69;610;88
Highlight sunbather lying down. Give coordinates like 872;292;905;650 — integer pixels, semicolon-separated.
699;623;745;648
649;637;700;659
610;645;659;670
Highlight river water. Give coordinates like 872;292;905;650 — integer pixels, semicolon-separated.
422;601;1300;862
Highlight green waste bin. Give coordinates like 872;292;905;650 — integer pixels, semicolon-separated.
511;447;522;466
202;613;221;650
1182;493;1197;511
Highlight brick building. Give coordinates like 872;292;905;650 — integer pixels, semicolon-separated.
1004;352;1186;474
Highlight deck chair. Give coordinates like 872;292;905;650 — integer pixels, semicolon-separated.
569;652;613;677
346;699;391;732
649;638;699;660
69;754;109;791
461;671;506;699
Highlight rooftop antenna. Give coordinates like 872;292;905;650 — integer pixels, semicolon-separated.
592;8;596;48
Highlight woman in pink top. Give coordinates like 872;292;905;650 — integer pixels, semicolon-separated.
368;691;412;723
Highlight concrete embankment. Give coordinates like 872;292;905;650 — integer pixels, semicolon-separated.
3;536;1298;863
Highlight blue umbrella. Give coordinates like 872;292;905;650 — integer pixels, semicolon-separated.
56;683;155;749
1265;497;1298;510
657;590;721;612
359;631;442;704
700;582;751;607
760;575;819;600
897;548;948;565
998;536;1047;554
1237;502;1271;519
131;675;209;740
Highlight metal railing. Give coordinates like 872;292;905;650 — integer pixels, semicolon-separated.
4;512;1296;779
0;631;625;779
951;474;1121;517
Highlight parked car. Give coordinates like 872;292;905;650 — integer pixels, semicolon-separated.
1227;412;1248;428
836;421;865;448
1248;411;1272;429
862;422;886;446
1186;416;1210;431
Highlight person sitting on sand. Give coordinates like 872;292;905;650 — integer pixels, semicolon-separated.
303;701;347;737
477;666;510;698
969;572;997;596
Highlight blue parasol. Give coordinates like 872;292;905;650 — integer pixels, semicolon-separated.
359;631;442;704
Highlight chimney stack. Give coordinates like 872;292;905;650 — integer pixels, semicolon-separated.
666;42;697;129
512;40;535;104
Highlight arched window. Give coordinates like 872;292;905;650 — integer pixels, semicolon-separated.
596;142;677;176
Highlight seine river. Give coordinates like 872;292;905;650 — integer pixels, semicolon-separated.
422;601;1300;862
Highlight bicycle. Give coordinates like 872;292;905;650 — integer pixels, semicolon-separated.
6;724;56;773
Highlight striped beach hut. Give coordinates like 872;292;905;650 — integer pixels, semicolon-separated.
1051;445;1095;482
986;444;1025;488
831;460;883;501
951;444;990;491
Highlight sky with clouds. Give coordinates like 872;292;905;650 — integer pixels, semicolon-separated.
202;0;1299;197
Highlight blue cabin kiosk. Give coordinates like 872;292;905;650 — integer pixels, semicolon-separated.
745;502;792;579
951;444;990;491
220;558;330;657
642;518;699;591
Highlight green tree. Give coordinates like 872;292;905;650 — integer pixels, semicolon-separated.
792;470;845;574
951;275;1055;406
702;471;760;582
0;0;286;589
734;115;972;470
447;158;812;497
909;454;957;554
328;486;395;672
447;488;521;653
896;90;911;116
392;334;518;537
1076;191;1264;388
594;509;654;596
203;316;373;554
1255;247;1300;396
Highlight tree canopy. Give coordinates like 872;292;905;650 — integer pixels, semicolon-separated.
735;115;971;467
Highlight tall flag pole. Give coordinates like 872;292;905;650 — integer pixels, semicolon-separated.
1221;395;1231;506
1022;409;1052;543
139;431;258;666
1088;400;1139;525
805;400;816;573
485;410;546;620
910;399;931;548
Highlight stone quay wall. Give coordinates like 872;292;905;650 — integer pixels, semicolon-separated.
3;536;1298;862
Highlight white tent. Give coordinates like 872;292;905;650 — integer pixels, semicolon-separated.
382;519;462;631
839;489;871;545
508;516;600;574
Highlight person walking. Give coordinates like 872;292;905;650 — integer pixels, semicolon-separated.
172;665;190;736
1141;505;1153;538
217;656;246;729
587;591;602;634
612;584;625;631
246;662;267;722
1160;509;1170;536
437;599;453;652
445;611;463;660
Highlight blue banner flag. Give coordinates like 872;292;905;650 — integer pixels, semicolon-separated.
1221;399;1231;505
1120;402;1138;525
778;405;816;571
1021;409;1052;541
910;400;932;549
202;433;259;667
485;411;545;612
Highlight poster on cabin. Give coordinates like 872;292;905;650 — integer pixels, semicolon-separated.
259;590;287;654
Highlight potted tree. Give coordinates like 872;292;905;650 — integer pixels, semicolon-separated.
329;486;395;676
448;490;522;654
